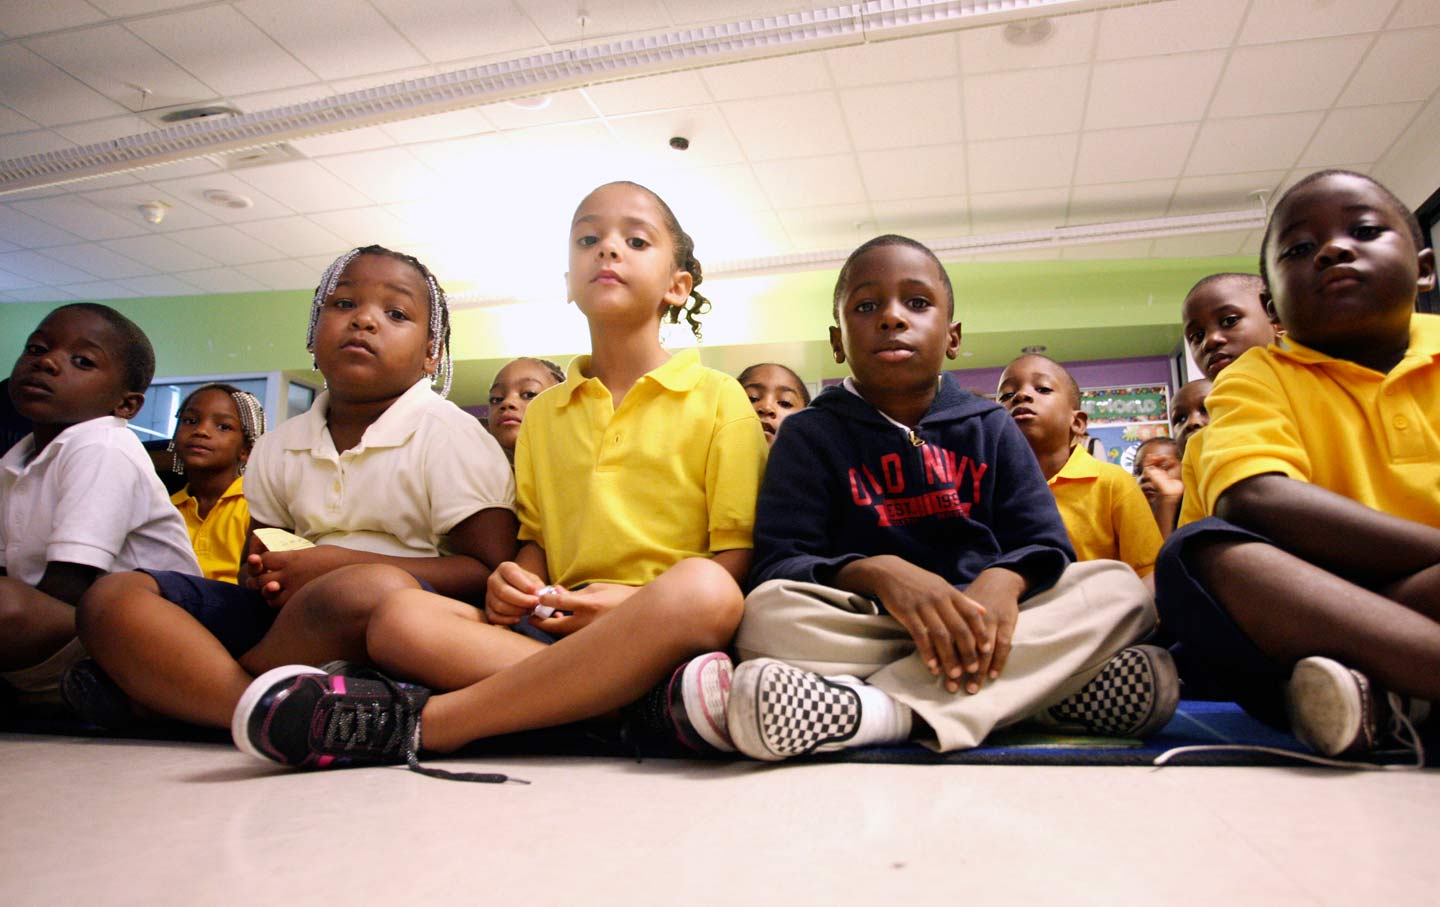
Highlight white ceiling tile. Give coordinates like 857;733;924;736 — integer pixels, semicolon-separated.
1062;239;1157;260
1185;112;1325;175
235;0;426;81
228;84;336;113
0;250;93;284
1391;0;1440;26
176;267;271;294
52;116;151;146
858;145;966;201
959;12;1097;74
1169;171;1289;216
607;106;744;167
1;130;75;157
826;33;959;87
38;243;154;280
231;161;368;214
234;217;349;258
79;184;218;232
1149;229;1251;258
11;195;147;241
378;108;496;145
373;0;546;63
288;126;399;158
317;147;439;205
1239;0;1397;43
88;1;199;13
1076;123;1197;184
24;24;216;112
965;66;1087;140
515;0;670;44
753;155;866;209
480;90;595;131
1085;53;1226;130
969;188;1069;234
1239;228;1264;255
64;280;142;300
307;206;410;248
166;225;286;266
234;258;323;290
2;286;76;301
128;6;319;97
115;273;204;296
585;72;713;117
0;105;40;135
150;172;294;222
695;210;792;261
0;239;16;253
775;203;875;250
1300;102;1425;166
701;55;832;101
137;157;224;182
840;79;963;150
680;163;769;212
1096;0;1247;59
0;207;81;247
1067;180;1177;225
967;134;1078;193
0;45;125;125
0;268;40;290
1339;28;1440;105
871;195;969;239
662;0;811;23
405;133;509;181
722;91;851;161
297;253;347;274
0;1;105;37
1210;37;1371;118
101;234;218;271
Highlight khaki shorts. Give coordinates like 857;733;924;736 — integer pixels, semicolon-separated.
0;637;86;711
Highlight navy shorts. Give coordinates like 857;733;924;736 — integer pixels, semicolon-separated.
1155;516;1288;725
142;570;276;658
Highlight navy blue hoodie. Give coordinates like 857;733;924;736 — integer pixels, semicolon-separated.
750;373;1073;602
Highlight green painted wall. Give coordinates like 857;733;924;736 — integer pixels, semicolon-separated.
2;255;1252;405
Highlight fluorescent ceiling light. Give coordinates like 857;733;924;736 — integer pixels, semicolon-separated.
0;0;1161;195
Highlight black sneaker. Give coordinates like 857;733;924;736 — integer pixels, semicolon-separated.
626;651;735;754
61;659;135;730
1037;645;1180;738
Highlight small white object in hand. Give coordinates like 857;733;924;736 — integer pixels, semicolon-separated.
533;585;561;619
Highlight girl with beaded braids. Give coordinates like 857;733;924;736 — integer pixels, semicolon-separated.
167;384;266;584
75;246;518;735
231;183;769;776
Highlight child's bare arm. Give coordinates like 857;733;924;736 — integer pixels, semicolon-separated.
834;555;989;693
1217;474;1440;583
34;562;103;607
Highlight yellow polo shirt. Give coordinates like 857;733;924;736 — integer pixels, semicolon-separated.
1177;428;1206;527
1197;314;1440;527
514;349;767;588
171;475;249;584
1048;443;1161;576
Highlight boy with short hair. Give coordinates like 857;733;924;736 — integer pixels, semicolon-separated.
1157;170;1440;757
726;235;1175;760
0;304;198;710
997;353;1162;579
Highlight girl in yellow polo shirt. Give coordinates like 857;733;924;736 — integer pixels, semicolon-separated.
168;384;266;584
233;181;769;775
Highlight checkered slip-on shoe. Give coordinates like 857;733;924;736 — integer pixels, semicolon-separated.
1038;645;1180;738
727;658;864;761
1286;656;1430;758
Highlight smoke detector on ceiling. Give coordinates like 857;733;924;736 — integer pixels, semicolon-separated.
202;189;253;210
1003;18;1054;46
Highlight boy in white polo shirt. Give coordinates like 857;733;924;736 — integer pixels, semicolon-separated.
1;304;198;712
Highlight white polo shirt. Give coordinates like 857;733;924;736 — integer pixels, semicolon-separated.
244;378;514;557
0;416;200;584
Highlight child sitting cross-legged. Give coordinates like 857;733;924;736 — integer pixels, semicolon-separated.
998;354;1163;583
726;235;1176;760
1157;170;1440;758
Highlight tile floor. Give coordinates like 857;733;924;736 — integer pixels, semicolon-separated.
2;733;1435;906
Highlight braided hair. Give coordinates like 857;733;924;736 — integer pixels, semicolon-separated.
177;383;267;445
594;182;712;343
308;245;453;398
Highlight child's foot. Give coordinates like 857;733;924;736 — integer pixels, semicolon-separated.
627;651;735;754
727;658;911;761
1037;645;1180;738
60;659;135;730
232;665;430;770
1285;656;1430;757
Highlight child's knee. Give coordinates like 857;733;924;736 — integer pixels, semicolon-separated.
292;564;418;630
75;571;158;638
364;588;443;659
655;558;744;646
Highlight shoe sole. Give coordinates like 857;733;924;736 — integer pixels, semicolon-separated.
672;652;735;753
1287;656;1368;757
1129;645;1181;738
728;658;861;762
232;665;325;763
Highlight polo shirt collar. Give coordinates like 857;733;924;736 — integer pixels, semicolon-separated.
1269;314;1440;372
556;349;702;407
1049;443;1101;485
173;474;245;509
1;415;126;475
285;377;434;453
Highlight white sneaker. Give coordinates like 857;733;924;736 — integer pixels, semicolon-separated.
1286;656;1430;758
727;658;911;761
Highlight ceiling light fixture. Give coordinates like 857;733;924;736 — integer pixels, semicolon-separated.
0;0;1162;195
201;189;253;209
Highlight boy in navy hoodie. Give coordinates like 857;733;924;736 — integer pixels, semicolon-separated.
726;236;1175;760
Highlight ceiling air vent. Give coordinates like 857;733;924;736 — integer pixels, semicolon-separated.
213;142;306;171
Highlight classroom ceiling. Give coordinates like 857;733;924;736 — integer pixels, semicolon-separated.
0;0;1437;327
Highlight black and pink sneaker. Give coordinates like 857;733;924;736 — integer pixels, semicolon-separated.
627;651;736;754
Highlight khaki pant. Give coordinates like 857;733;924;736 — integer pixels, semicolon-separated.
0;636;86;712
736;560;1155;751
